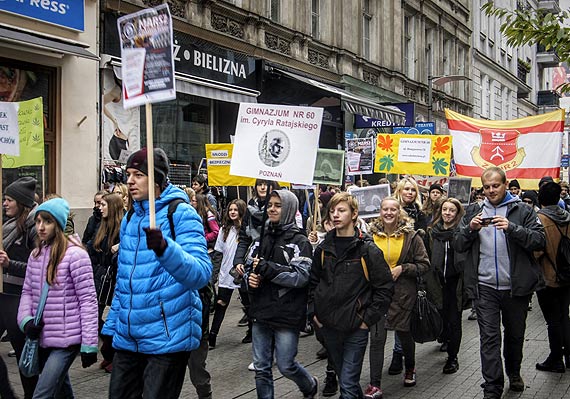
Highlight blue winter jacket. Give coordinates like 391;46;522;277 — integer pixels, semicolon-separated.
102;184;212;354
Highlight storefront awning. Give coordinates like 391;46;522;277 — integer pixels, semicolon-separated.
277;69;406;125
0;26;98;61
112;65;258;104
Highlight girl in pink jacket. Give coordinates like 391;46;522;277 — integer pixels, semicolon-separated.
17;198;98;399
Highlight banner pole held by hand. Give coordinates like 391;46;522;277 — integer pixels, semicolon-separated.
146;103;156;228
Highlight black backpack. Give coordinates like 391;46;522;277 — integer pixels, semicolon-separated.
126;198;185;239
546;223;570;285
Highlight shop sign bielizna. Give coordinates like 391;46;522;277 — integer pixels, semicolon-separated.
0;0;85;31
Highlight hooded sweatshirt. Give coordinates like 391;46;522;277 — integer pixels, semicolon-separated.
479;191;519;290
537;205;570;287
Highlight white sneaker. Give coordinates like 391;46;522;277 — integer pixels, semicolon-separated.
248;362;256;371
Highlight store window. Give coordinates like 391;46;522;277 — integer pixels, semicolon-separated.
140;93;212;183
0;59;56;196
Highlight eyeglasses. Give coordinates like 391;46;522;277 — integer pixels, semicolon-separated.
523;200;533;204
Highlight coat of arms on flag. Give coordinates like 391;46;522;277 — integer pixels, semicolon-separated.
445;108;564;189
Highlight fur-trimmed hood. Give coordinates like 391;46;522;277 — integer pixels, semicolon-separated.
369;216;414;237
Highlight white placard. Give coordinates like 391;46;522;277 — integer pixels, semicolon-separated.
397;137;431;163
348;184;391;219
0;101;20;156
230;103;323;185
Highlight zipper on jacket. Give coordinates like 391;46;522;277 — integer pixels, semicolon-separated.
127;217;142;352
443;241;448;284
160;301;170;338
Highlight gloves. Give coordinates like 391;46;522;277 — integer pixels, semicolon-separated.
143;227;168;256
80;352;97;368
23;320;44;339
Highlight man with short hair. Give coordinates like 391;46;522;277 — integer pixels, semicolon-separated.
508;179;521;197
103;147;212;399
454;166;545;399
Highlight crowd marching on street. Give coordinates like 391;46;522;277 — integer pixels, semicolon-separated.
1;147;570;399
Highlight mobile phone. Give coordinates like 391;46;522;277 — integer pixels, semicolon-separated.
481;217;494;226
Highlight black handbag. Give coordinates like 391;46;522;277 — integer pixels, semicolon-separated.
410;274;443;344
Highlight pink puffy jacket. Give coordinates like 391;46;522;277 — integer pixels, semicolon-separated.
17;238;98;352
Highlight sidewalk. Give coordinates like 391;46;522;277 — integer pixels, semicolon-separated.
2;295;569;398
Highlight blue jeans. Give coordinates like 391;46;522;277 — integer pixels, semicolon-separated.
320;327;369;398
109;350;190;399
34;346;78;399
252;322;315;398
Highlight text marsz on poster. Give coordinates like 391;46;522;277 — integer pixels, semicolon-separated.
117;4;176;109
230;103;323;186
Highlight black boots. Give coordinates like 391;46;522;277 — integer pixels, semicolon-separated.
388;351;403;375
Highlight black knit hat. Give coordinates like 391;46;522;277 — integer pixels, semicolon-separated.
508;179;520;189
539;176;555;187
126;147;170;188
538;182;562;206
429;183;444;194
5;177;37;208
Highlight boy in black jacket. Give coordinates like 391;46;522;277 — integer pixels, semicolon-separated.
246;189;317;398
311;192;394;398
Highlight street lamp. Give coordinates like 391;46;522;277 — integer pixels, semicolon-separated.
428;75;470;122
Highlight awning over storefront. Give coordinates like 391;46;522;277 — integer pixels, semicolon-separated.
0;25;98;61
111;64;258;104
277;69;406;125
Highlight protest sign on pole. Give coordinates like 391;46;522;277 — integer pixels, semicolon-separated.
345;137;374;176
313;149;345;186
347;184;391;219
230;104;323;185
2;98;44;168
448;177;472;205
118;4;175;227
206;143;256;187
374;134;452;176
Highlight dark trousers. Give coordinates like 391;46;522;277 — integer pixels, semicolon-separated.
536;285;570;361
442;277;462;359
320;326;368;398
109;350;190;399
0;294;38;399
475;284;530;396
187;338;212;399
369;317;415;387
0;355;17;399
210;287;234;335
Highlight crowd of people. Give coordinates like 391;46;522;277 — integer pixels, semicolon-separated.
0;150;569;399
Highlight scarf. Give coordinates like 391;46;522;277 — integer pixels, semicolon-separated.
3;205;37;250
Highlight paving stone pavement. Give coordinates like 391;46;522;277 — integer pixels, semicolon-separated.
2;295;569;398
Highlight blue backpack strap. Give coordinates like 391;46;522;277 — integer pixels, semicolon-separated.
125;198;186;240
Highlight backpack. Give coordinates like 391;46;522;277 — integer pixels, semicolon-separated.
546;223;570;285
126;198;185;240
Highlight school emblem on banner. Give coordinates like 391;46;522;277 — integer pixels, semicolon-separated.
472;129;525;171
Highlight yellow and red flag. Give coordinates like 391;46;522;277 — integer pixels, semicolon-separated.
374;134;452;176
445;109;564;189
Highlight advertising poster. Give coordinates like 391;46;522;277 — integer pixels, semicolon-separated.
102;70;140;162
374;134;452;176
448;177;473;205
117;4;176;108
345;137;374;176
230;104;323;185
0;100;20;156
313;149;345;186
348;184;391;219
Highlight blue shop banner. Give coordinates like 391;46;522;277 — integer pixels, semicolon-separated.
355;102;415;128
0;0;85;31
393;122;435;135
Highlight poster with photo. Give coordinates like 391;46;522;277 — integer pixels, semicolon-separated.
448;177;472;205
117;4;176;108
345;137;374;175
348;184;391;219
230;103;323;185
102;70;140;161
313;149;345;186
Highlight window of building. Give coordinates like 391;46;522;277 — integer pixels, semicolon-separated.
404;14;415;79
363;0;372;60
311;0;320;39
268;0;280;21
443;36;451;76
140;94;212;177
0;58;56;194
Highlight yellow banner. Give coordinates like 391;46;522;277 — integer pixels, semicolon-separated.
206;144;290;187
374;134;452;176
3;97;45;168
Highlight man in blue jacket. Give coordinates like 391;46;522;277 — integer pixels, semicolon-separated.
103;147;212;399
454;167;545;399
